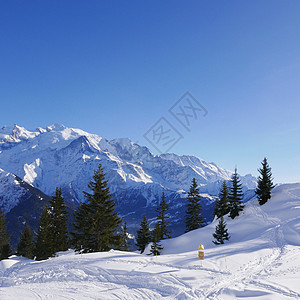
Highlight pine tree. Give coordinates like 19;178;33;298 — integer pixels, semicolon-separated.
185;178;203;232
135;215;151;254
0;209;11;260
72;163;122;253
35;205;54;260
212;216;230;245
17;224;35;259
256;157;274;205
150;222;163;255
214;198;221;219
229;168;244;219
1;244;12;259
49;187;69;252
120;220;130;251
71;202;90;252
156;192;171;240
214;181;230;218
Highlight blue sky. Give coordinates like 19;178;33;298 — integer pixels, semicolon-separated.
1;1;300;183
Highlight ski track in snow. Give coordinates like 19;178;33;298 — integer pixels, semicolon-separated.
1;247;300;299
1;246;300;300
1;183;300;299
203;201;300;299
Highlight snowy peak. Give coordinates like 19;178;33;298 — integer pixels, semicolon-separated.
0;168;35;213
0;124;90;146
111;137;134;149
0;124;40;145
68;136;95;152
46;123;67;132
160;153;232;182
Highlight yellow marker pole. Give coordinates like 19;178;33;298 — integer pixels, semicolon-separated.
198;244;204;266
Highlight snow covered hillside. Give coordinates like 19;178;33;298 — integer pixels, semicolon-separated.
0;124;257;235
1;183;299;299
161;182;300;254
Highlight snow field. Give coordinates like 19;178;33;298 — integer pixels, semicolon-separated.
1;183;300;299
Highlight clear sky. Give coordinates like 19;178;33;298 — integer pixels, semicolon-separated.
1;1;300;183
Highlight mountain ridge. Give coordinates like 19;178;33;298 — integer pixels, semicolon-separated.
0;124;256;203
0;123;257;237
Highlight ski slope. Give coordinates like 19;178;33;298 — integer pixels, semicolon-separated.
1;183;300;299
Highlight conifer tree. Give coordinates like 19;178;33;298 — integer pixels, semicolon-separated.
214;198;221;219
229;168;244;219
256;157;274;205
135;215;151;254
212;216;230;245
72;163;122;253
1;244;12;259
35;205;54;260
0;209;11;260
156;192;171;240
49;187;69;252
17;224;35;259
214;181;230;218
71;202;90;252
120;220;130;251
185;178;203;232
150;222;163;255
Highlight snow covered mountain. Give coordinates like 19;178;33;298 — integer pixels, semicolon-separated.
0;124;257;235
1;183;299;299
0;168;52;247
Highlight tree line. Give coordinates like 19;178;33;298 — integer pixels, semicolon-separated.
0;157;274;260
136;158;274;252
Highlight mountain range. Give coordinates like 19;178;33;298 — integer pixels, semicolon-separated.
0;124;257;245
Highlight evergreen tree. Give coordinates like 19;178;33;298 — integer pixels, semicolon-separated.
17;224;35;259
185;178;203;232
35;205;54;260
212;216;230;245
150;222;163;255
214;181;230;218
256;157;275;205
72;163;122;253
156;192;171;240
49;187;69;252
135;215;151;254
120;220;130;251
228;168;244;219
0;209;11;260
71;202;90;252
1;244;12;259
214;198;221;219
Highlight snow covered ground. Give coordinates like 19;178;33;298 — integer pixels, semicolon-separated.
1;183;300;299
